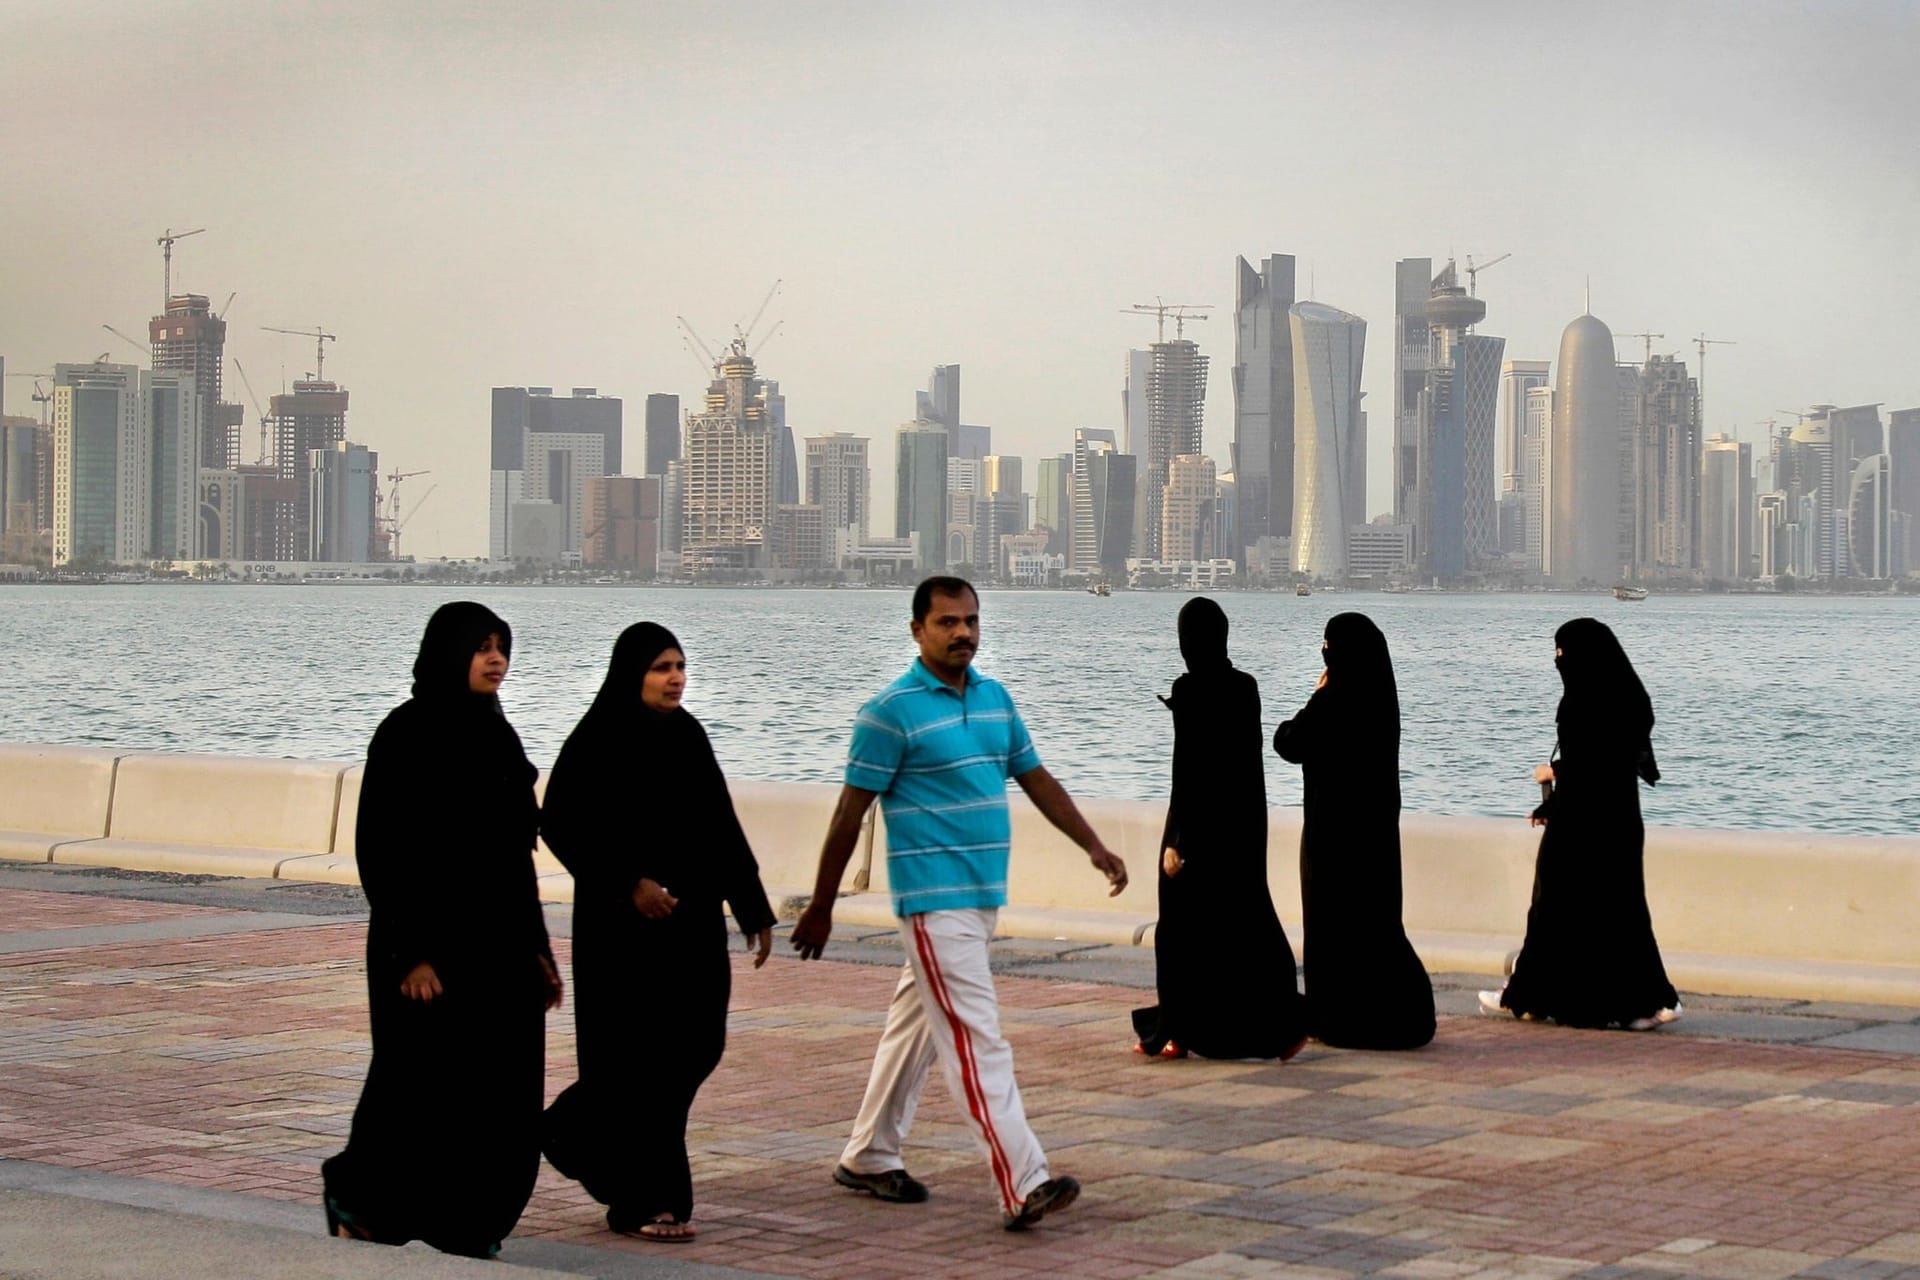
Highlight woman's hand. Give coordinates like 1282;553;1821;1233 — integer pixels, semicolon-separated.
536;954;564;1010
400;962;443;1003
1162;846;1184;878
750;927;772;969
632;878;679;919
1533;763;1555;785
1314;668;1328;692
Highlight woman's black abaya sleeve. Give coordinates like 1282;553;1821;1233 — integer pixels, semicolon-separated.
540;742;650;895
356;709;445;977
1273;689;1327;763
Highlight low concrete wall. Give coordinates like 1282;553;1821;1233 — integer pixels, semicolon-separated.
5;744;1918;1005
0;745;121;862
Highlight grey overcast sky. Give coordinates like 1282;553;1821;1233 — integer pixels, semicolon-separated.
3;0;1916;559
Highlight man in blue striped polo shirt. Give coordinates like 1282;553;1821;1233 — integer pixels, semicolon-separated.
792;576;1128;1231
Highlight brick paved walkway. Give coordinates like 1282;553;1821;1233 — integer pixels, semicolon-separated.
6;882;1920;1279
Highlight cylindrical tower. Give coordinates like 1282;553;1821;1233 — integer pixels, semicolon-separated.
1548;313;1619;584
1290;301;1366;581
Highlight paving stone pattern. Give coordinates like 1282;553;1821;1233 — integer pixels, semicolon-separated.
6;883;1920;1278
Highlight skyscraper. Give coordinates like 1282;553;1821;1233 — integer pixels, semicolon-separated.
1629;355;1700;575
308;440;378;562
51;362;143;565
982;455;1022;500
1140;339;1208;560
1548;313;1622;584
1889;407;1919;571
584;475;661;570
895;422;948;570
1161;454;1218;562
1232;254;1297;559
149;294;242;471
805;432;870;536
1070;428;1124;572
1499;360;1550;495
145;371;200;561
1416;262;1503;578
1392;259;1432;529
1700;433;1752;580
1848;453;1893;579
1035;453;1070;555
266;378;349;561
488;386;624;559
917;365;960;457
1521;385;1553;573
681;346;782;571
523;431;606;559
1290;301;1367;581
644;393;680;476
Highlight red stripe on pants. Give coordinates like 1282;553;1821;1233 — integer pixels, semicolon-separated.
911;914;1020;1214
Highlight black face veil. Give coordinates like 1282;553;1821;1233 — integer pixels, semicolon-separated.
1177;597;1232;674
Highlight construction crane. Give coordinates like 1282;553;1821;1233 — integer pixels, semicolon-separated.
101;323;149;362
156;227;205;306
1693;333;1737;420
380;469;430;553
230;358;272;464
4;372;55;428
1464;252;1511;296
1121;298;1212;343
388;482;437;563
217;291;237;320
1617;331;1665;365
733;279;782;350
262;325;337;381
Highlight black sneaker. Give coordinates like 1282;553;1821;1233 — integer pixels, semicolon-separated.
832;1164;929;1203
1003;1175;1080;1231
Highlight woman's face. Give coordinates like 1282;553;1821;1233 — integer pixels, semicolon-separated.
468;633;509;694
642;648;687;712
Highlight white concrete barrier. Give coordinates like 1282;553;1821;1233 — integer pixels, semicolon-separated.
0;745;120;862
6;743;1920;1004
51;752;349;878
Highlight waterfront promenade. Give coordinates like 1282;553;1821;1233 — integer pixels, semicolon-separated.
7;864;1920;1279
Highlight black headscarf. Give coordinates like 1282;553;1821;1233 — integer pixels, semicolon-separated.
1323;611;1399;736
582;622;682;725
410;601;513;710
1176;597;1231;674
1553;617;1658;781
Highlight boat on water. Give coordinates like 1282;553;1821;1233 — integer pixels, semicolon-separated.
1294;582;1312;596
1087;582;1111;597
1613;585;1649;601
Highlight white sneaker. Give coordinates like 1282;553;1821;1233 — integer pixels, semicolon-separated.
1477;989;1507;1016
1653;1003;1683;1025
1625;1016;1659;1031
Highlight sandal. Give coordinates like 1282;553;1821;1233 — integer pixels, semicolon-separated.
608;1206;695;1242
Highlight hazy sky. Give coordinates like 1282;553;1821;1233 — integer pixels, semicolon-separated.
4;0;1916;559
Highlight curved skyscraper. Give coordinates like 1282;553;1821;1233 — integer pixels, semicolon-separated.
1290;301;1366;580
1548;313;1621;584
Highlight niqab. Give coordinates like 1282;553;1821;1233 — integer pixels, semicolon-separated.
1552;617;1657;784
1175;596;1231;675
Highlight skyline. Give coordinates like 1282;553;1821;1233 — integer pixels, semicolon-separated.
3;1;1916;560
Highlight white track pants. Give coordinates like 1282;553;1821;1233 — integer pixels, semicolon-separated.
839;907;1049;1216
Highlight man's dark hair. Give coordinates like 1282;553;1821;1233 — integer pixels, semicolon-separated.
912;575;978;622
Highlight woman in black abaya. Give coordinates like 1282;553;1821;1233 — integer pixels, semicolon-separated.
1486;618;1680;1030
1274;612;1435;1050
322;602;563;1258
541;622;776;1242
1132;598;1309;1061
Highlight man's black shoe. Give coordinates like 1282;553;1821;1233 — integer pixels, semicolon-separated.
833;1164;929;1204
1003;1174;1080;1231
